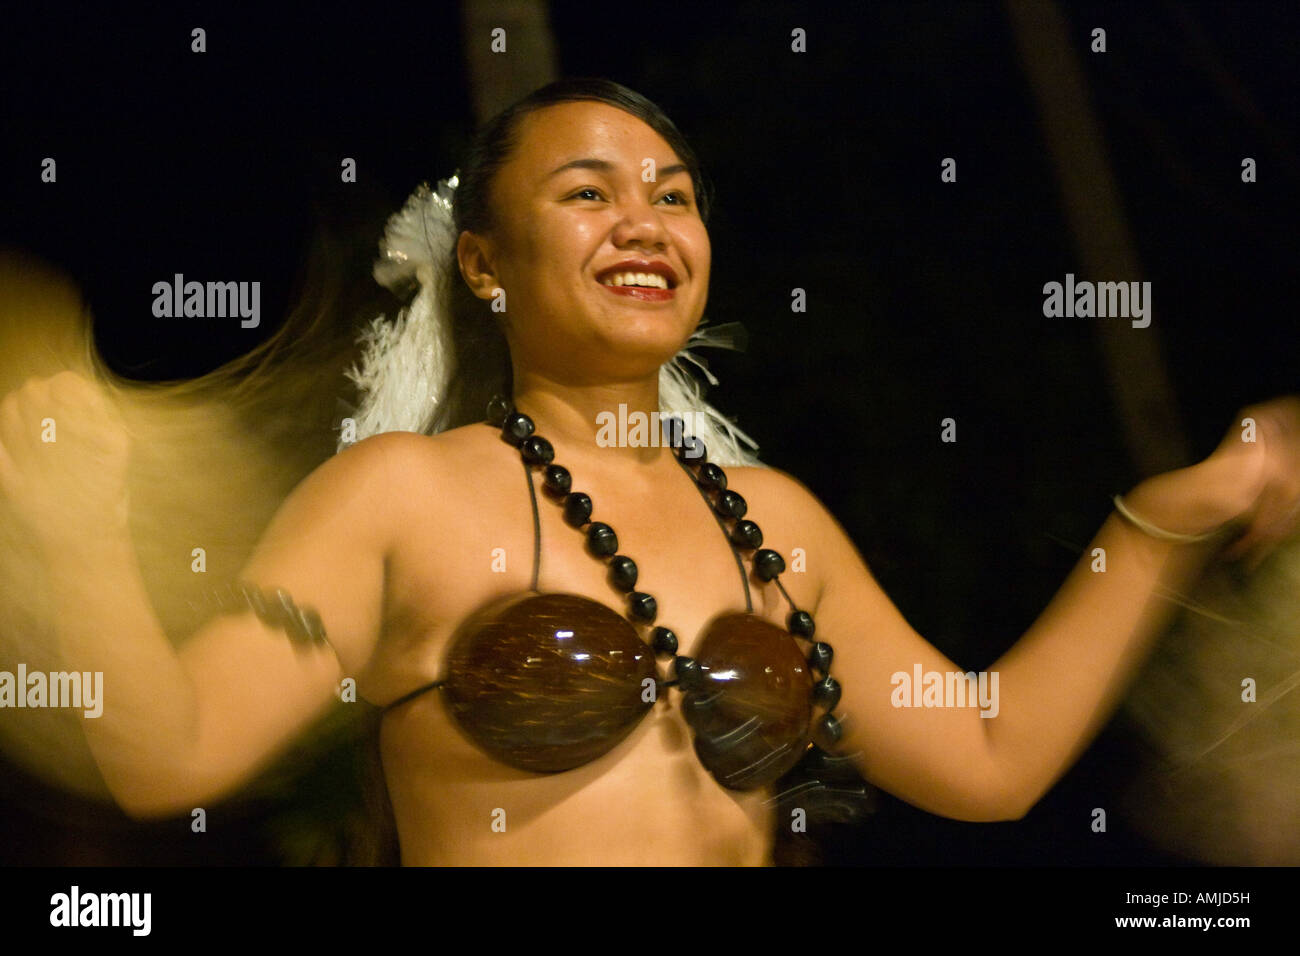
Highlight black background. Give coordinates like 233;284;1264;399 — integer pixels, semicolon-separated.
1;0;1297;868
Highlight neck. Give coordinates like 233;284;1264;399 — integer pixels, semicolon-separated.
510;369;674;468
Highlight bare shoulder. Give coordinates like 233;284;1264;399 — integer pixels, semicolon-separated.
339;425;491;471
342;423;501;499
254;427;500;568
340;424;522;568
725;463;835;529
725;462;870;596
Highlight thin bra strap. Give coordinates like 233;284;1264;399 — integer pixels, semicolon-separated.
670;451;754;613
383;678;445;713
384;459;541;715
523;457;542;591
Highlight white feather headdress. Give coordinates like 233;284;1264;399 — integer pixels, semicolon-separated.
341;177;763;467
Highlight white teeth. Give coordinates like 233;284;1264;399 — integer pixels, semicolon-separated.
600;270;669;289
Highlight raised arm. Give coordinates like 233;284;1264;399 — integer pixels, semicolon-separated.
783;398;1299;822
0;372;411;817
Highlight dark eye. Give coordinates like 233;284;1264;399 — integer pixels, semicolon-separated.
658;191;690;206
569;187;604;201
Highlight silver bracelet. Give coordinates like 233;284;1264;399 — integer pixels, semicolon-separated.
1111;493;1231;544
194;581;332;649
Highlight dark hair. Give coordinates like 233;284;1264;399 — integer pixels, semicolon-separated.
434;78;714;430
452;77;714;237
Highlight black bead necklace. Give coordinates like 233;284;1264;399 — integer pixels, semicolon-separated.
486;396;846;771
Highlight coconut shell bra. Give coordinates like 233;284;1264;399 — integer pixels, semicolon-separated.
381;405;846;791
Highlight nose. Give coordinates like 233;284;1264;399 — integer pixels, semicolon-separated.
609;195;670;250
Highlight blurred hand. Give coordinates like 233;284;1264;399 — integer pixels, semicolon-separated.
0;371;131;554
1209;396;1300;568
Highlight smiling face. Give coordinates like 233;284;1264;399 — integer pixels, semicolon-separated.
456;100;711;384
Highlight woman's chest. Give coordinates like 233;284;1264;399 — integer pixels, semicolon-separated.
366;459;818;862
370;460;818;698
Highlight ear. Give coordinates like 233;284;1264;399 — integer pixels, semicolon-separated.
457;230;502;303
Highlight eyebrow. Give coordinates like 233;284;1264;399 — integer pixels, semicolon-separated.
545;158;690;182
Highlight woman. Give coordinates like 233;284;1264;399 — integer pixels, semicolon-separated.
2;78;1298;866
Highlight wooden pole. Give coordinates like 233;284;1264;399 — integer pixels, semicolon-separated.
1005;0;1189;474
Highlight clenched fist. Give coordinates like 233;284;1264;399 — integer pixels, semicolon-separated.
0;371;131;555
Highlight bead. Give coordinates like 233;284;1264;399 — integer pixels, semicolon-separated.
813;675;841;710
586;522;619;557
650;626;678;656
697;463;727;491
268;588;297;629
543;464;571;495
286;608;312;644
218;582;330;649
485;395;510;427
714;490;747;519
520;435;554;465
808;641;834;675
299;606;328;645
243;585;269;619
674;655;704;691
675;435;706;462
683;613;813;790
787;610;815;638
562;492;592;526
815;712;843;747
628;591;658;622
729;520;763;550
608;555;638;591
501;411;534;446
442;593;655;772
753;549;785;581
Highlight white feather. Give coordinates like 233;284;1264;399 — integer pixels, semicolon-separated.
659;322;762;468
